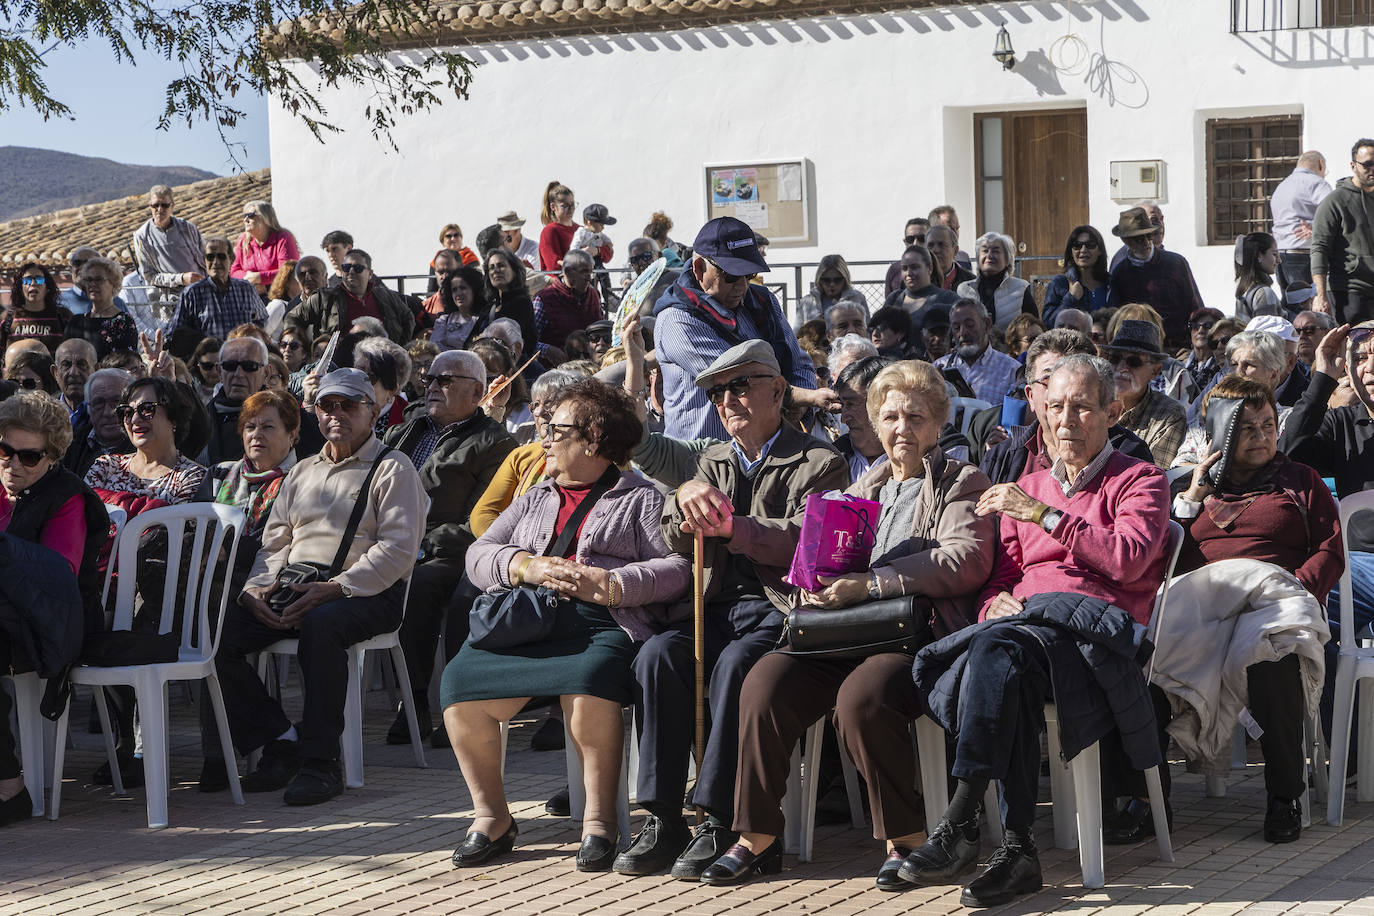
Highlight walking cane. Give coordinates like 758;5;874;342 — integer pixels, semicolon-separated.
693;528;706;825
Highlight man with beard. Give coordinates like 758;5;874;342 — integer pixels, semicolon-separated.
933;299;1019;404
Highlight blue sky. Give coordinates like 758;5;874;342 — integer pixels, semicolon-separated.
3;39;271;175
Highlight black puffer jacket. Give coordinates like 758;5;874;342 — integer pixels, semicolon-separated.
0;533;85;677
913;591;1160;769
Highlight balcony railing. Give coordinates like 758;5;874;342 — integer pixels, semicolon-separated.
1232;0;1374;32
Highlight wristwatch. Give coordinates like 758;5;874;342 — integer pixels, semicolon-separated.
337;581;354;598
1040;509;1064;533
868;570;882;600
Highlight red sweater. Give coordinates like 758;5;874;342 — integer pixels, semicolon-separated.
980;450;1171;626
539;222;579;271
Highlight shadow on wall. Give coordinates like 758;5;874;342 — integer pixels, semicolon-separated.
419;0;1150;67
1237;26;1374;67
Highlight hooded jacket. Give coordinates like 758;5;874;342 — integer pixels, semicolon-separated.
1310;177;1374;301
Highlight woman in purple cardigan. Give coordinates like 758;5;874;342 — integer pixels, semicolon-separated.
443;379;690;874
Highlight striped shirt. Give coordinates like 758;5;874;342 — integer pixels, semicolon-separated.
935;346;1020;404
170;276;267;341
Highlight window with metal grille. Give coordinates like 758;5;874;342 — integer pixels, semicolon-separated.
1205;114;1302;245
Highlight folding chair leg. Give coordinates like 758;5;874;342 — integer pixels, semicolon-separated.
10;675;47;817
1045;710;1076;850
137;678;170;830
1359;679;1374;803
983;782;1003;846
783;744;802;856
342;647;365;789
1143;766;1173;863
385;645;427;769
1068;740;1104;890
1326;658;1358;826
498;720;509;781
913;717;948;834
205;672;244;806
798;720;824;863
838;738;865;830
48;699;69;820
92;687;125;796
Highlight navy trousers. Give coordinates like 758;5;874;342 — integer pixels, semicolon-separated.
632;597;782;819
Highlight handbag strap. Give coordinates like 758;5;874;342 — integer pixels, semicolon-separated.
542;464;621;559
327;445;394;578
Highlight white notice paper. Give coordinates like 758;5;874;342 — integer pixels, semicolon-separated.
734;201;769;229
777;164;803;201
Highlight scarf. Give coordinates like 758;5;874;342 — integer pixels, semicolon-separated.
1203;452;1287;530
214;454;295;532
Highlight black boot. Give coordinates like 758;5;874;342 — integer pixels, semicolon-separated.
897;816;980;886
960;829;1042;907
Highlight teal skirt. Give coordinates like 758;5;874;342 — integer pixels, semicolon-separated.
440;596;634;707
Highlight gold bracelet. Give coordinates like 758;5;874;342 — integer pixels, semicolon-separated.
1030;503;1049;526
514;555;535;586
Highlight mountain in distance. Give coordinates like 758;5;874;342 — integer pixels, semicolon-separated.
0;146;218;221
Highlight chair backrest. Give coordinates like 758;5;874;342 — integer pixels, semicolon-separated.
1338;491;1374;641
101;503;128;608
108;503;246;663
948;397;992;436
1144;519;1190;681
1165;465;1194;485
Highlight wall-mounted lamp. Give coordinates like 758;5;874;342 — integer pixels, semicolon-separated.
993;25;1017;70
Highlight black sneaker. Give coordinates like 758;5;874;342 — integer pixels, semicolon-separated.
614;815;692;876
671;820;739;880
960;831;1042;907
897;816;981;886
1104;797;1172;845
1264;796;1302;844
283;758;344;806
241;739;302;793
92;755;144;789
385;703;432;746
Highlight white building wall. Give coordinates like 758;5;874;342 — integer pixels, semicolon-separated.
268;0;1370;313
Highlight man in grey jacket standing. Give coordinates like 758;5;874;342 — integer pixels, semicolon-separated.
131;185;206;305
1311;139;1374;324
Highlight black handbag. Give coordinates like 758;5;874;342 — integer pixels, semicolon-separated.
263;446;393;614
781;595;935;658
468;465;620;650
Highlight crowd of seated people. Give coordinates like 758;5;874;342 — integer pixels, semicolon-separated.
4;165;1374;914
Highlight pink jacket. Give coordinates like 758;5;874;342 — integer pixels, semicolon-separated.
979;450;1170;626
232;230;300;290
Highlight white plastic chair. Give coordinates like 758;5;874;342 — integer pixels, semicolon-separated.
50;503;247;828
1046;520;1184;889
1327;491;1374;825
948;397;993;437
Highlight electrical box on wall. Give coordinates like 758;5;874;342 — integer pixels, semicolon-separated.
1110;160;1166;202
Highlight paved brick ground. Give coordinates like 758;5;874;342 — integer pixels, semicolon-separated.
4;680;1374;916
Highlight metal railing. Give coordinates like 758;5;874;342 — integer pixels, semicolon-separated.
1232;0;1374;31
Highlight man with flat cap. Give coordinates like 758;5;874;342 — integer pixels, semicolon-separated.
1107;207;1205;347
201;367;426;806
654;217;830;441
612;339;848;880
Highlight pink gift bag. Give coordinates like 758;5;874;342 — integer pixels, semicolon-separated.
785;490;882;593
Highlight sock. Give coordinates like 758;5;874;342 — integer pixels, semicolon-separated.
705;810;731;828
947;777;988;828
277;725;298;743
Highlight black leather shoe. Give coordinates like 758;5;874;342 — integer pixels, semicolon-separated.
385;703;432;746
576;834;618;872
875;847;913;891
93;755;144;788
198;758;230;793
699;839;783;886
545;785;571;817
614;815;692;875
960;832;1042;907
430;726;450;750
0;787;34;827
530;716;566;752
242;739;301;793
1264;796;1302;844
898;817;980;886
1104;797;1171;845
452;818;518;867
283;758;343;806
671;820;739;880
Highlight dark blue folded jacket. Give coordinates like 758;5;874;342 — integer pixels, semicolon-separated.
913;591;1161;770
0;532;84;677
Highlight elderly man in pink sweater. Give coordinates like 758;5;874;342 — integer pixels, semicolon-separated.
898;353;1170;907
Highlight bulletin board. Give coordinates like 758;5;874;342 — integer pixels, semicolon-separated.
703;158;814;247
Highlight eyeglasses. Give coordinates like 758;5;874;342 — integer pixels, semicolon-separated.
421;372;478;390
1029;374;1054;390
149;202;171;210
20;277;45;286
115;402;161;423
243;212;260;220
1354;159;1374;171
904;234;927;245
339;263;368;274
198;360;219;372
204;251;230;261
705;374;775;404
220;360;263;373
0;440;46;468
9;377;42;391
540;421;581;442
1294;325;1323;337
281;339;304;351
554;201;576;211
443;232;462;240
317;397;371;414
706;259;745;284
1189;319;1217;331
1070;240;1099;251
1106;351;1154;370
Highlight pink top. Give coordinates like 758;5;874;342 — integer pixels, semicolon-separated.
231;230;300;290
979;450;1171;626
0;490;87;576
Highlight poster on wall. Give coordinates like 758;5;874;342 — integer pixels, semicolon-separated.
702;158;813;247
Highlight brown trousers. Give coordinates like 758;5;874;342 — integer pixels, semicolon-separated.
733;650;924;840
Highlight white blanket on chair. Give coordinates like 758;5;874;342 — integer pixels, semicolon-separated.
1148;558;1329;775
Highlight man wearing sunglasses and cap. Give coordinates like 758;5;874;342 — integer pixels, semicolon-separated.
498;210;540;271
209;367;426;806
1106;207;1205;347
612;339;846;880
654;217;829;441
1104;320;1187;467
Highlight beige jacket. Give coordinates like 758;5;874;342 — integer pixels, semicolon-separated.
848;449;996;640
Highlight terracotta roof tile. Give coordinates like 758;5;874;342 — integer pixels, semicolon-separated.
0;168;271;272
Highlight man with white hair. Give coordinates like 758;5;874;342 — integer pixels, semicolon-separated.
1292;309;1335;368
204;335;322;464
1247;315;1309;406
934;299;1019;404
62;367;134;476
827;333;878;382
1053;308;1093;337
382;349;517;743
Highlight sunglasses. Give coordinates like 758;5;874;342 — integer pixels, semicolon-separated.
220;360;263;373
1294;325;1323;337
198;360;219;372
204;252;230;261
1349;326;1374;349
1354;159;1374;171
421;372;477;390
1106;351;1153;370
115;402;161;423
587;331;611;344
818;275;845;285
1208;336;1234;351
149;202;171;210
1189;319;1217;331
243;212;260;220
904;235;927;245
0;439;46;468
20;277;45;286
9;377;42;390
443;232;462;240
339;263;368;274
317;397;370;413
1070;240;1099;250
629;253;655;264
706;259;744;284
705;374;774;404
281;339;304;351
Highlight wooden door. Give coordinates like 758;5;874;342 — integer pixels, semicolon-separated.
974;108;1088;269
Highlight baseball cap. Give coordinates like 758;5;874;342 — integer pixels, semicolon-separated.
316;368;374;402
692;217;770;276
583;203;616;226
1244;314;1297;343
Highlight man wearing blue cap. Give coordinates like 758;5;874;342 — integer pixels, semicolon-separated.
653;217;829;440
